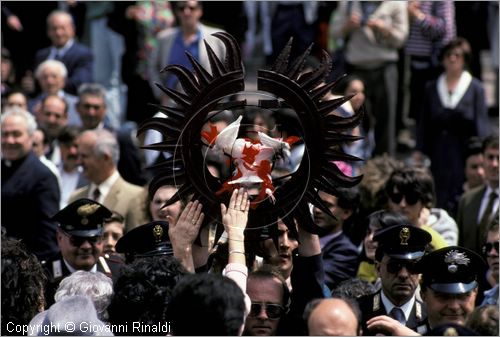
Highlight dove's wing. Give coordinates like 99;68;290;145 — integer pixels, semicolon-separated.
215;115;243;154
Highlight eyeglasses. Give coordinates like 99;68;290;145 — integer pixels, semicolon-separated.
176;4;199;12
249;302;285;320
385;259;419;274
389;192;419;205
482;242;499;255
63;232;102;247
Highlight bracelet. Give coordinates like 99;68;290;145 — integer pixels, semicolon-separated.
229;249;246;255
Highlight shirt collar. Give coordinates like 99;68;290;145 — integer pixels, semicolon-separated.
319;230;343;249
63;258;97;274
51;38;74;58
380;290;416;322
90;170;120;202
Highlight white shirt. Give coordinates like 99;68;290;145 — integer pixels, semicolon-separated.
49;38;75;60
89;170;119;203
59;165;83;208
437;71;472;109
381;290;416;324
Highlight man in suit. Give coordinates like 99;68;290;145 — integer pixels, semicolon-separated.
76;83;146;185
417;246;485;330
30;60;80;127
33;10;93;95
457;134;499;253
148;0;225;105
43;198;122;308
1;108;60;261
357;224;431;335
69;128;147;232
313;187;360;291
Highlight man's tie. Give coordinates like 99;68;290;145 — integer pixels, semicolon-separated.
92;188;101;202
390;307;406;325
54;51;63;61
479;191;498;244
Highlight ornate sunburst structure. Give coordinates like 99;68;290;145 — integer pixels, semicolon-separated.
138;32;363;246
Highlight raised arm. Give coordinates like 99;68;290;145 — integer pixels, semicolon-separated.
221;188;251;317
168;200;204;273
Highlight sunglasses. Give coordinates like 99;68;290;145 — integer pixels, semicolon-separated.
389;192;419;205
64;232;102;247
482;242;499;255
385;259;419;274
249;302;285;320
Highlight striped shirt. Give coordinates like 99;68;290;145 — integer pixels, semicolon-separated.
405;1;456;57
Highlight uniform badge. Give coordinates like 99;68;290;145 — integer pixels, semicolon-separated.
77;203;100;225
399;227;410;245
153;224;163;243
444;250;470;273
415;301;422;320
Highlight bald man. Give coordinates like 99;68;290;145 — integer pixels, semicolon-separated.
305;298;361;336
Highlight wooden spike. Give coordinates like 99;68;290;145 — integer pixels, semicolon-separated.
161;64;200;97
154;83;191;107
317;95;355;116
212;32;242;71
186;52;213;86
271;37;293;73
305;190;336;219
205;40;226;78
297;50;332;91
287;43;313;80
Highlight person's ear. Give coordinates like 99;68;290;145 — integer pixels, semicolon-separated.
375;260;382;277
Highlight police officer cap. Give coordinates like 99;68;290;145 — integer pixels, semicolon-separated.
373;224;432;260
52;198;112;237
115;221;173;260
417;246;486;294
424;323;478;336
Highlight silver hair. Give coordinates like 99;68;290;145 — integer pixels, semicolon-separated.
1;107;38;136
77;83;107;102
82;129;120;164
35;59;68;80
54;271;113;320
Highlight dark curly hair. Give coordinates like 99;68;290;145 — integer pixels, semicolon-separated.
166;273;245;336
107;255;187;335
1;237;46;335
385;166;436;208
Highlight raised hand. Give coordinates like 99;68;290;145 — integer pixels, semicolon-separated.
168;200;204;272
221;188;250;265
221;188;250;239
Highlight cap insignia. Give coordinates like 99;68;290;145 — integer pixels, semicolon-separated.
77;204;100;225
444;250;470;273
153;224;163;243
399;227;410;245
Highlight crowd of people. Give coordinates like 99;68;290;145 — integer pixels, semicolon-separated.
1;1;499;336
